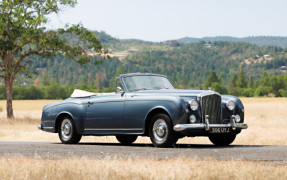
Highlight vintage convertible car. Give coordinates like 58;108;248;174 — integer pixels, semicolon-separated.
38;73;248;147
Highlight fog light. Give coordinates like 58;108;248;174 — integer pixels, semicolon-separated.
189;115;196;123
235;115;241;122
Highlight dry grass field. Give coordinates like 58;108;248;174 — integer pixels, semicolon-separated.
0;98;287;180
0;156;286;180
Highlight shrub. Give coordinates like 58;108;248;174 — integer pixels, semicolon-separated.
211;83;228;94
254;86;272;97
241;88;255;97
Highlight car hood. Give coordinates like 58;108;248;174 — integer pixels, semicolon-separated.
132;89;214;97
131;89;238;103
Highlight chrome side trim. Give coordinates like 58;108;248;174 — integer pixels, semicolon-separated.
84;128;143;131
173;123;248;132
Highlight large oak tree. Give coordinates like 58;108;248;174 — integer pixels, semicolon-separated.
0;0;106;118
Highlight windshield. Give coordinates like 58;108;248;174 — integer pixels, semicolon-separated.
123;75;174;92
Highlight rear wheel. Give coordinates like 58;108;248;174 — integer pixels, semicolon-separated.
149;113;178;148
116;135;138;145
209;134;236;146
58;117;82;144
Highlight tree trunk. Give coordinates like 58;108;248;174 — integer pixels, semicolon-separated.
5;78;14;119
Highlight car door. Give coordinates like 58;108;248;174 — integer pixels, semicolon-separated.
85;94;125;133
123;92;151;133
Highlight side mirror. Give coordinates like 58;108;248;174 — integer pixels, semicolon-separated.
116;86;123;93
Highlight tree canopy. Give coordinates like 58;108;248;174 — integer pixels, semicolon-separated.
0;0;106;118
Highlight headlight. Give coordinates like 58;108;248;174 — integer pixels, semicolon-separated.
188;99;199;111
235;115;241;122
226;99;235;111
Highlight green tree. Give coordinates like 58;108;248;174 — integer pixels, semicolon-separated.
228;75;240;96
211;82;228;94
247;76;254;88
204;71;219;89
228;75;238;89
260;72;270;86
41;69;50;86
0;0;106;118
237;68;247;88
218;72;223;84
254;86;271;97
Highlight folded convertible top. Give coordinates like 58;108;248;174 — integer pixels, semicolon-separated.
71;89;113;98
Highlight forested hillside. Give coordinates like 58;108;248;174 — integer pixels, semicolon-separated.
178;36;287;49
1;32;287;99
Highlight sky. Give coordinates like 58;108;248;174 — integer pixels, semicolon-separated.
47;0;287;42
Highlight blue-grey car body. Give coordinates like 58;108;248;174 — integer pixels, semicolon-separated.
39;73;247;139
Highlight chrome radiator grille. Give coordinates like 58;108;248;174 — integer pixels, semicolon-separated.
200;93;222;124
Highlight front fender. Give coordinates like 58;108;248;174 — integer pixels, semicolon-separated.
221;95;245;123
145;97;188;126
56;103;87;134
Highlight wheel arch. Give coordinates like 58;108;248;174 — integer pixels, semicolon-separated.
144;107;172;136
55;112;75;133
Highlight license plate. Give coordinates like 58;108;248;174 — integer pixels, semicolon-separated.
209;127;231;134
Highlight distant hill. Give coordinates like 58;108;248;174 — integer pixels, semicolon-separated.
6;31;287;89
13;40;286;89
93;31;153;52
94;31;119;43
177;36;287;48
93;31;287;49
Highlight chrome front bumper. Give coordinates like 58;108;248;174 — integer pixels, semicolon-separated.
173;115;248;132
37;124;54;132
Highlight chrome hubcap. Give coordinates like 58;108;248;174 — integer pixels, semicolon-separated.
61;119;73;141
153;119;168;142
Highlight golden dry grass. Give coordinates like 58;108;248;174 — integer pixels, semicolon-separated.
0;100;59;111
0;98;287;145
0;156;286;180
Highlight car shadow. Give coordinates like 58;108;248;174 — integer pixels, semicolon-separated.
54;142;268;149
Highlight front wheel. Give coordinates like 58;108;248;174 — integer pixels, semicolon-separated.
58;117;82;144
209;134;236;146
116;135;138;145
149;114;178;148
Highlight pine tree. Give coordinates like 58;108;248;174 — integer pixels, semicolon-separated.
218;72;223;84
237;69;247;88
229;75;238;89
247;76;254;88
260;72;270;86
41;69;50;86
228;75;240;96
204;71;219;89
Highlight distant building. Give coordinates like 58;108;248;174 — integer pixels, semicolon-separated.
279;66;287;70
254;55;260;59
204;44;211;48
263;54;270;58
